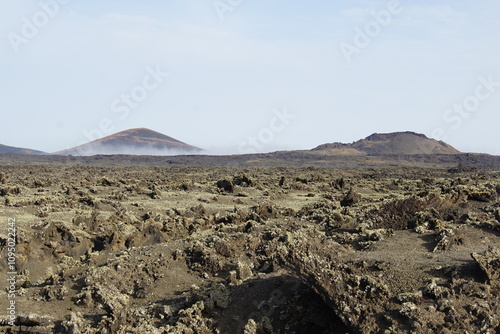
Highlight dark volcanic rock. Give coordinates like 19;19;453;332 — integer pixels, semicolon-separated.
217;179;234;193
340;188;360;207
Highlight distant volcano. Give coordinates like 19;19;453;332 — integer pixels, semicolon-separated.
312;131;460;155
55;128;202;156
0;143;46;155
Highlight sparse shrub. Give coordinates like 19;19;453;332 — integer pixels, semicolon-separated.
33;179;51;188
61;185;71;195
112;192;128;200
421;177;434;185
198;197;210;203
126;184;144;194
0;186;21;196
279;176;287;187
332;178;345;190
290;182;307;191
190;204;206;217
295;177;309;184
467;186;497;202
311;173;324;182
34;197;50;206
149;186;162;199
99;177;114;186
0;172;9;184
37;207;50;218
79;195;96;207
178;180;194;191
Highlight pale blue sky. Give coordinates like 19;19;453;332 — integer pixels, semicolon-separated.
1;0;499;154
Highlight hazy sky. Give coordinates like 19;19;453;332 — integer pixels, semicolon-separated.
1;0;499;155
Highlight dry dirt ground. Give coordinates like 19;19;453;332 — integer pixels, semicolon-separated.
0;164;499;333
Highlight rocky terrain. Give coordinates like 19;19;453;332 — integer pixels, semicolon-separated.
0;159;499;333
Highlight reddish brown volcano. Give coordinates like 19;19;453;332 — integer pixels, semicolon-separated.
56;128;202;156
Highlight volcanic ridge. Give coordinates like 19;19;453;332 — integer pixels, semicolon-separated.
0;143;46;155
0;130;464;157
312;131;460;155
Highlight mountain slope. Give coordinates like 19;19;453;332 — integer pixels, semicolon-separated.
0;144;46;155
312;131;460;155
55;128;202;156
